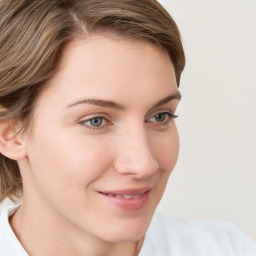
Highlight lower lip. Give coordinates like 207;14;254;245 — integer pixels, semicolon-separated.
99;190;150;211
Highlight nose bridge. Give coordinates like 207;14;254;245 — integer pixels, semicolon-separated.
114;123;159;177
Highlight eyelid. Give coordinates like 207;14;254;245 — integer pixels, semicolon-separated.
145;111;178;127
78;112;110;123
79;115;111;130
146;110;178;120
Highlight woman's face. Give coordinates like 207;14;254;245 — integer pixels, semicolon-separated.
22;36;180;243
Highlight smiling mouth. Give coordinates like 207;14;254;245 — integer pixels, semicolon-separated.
100;192;146;199
98;188;151;210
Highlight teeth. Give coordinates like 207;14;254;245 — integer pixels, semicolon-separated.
122;195;133;199
105;193;144;199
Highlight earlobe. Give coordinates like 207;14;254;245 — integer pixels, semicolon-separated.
0;119;27;160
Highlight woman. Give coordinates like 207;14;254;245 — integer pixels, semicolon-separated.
0;0;255;255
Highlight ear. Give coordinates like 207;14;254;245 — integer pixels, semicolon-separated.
0;119;27;160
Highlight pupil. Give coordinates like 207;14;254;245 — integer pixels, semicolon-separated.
155;114;165;122
91;118;102;126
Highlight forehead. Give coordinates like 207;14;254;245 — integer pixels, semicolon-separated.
36;36;177;112
58;35;171;70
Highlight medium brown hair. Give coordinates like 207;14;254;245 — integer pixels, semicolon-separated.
0;0;185;202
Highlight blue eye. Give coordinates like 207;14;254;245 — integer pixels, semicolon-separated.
149;112;178;123
83;117;106;128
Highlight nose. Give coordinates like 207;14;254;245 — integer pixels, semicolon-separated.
114;125;159;179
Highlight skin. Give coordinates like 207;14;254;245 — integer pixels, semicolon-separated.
8;36;181;256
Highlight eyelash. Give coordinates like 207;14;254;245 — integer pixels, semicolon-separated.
80;112;178;130
147;112;178;124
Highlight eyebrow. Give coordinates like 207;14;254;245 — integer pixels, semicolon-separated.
67;91;181;110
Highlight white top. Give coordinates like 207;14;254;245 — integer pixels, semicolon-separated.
0;205;256;256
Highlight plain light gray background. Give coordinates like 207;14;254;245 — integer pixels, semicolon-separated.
156;0;256;240
1;0;255;241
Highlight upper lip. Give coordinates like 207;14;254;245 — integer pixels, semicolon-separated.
99;187;152;195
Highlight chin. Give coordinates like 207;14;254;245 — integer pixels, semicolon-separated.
98;213;153;244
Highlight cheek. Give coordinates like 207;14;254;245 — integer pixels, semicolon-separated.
150;125;179;172
26;127;112;198
146;125;179;208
